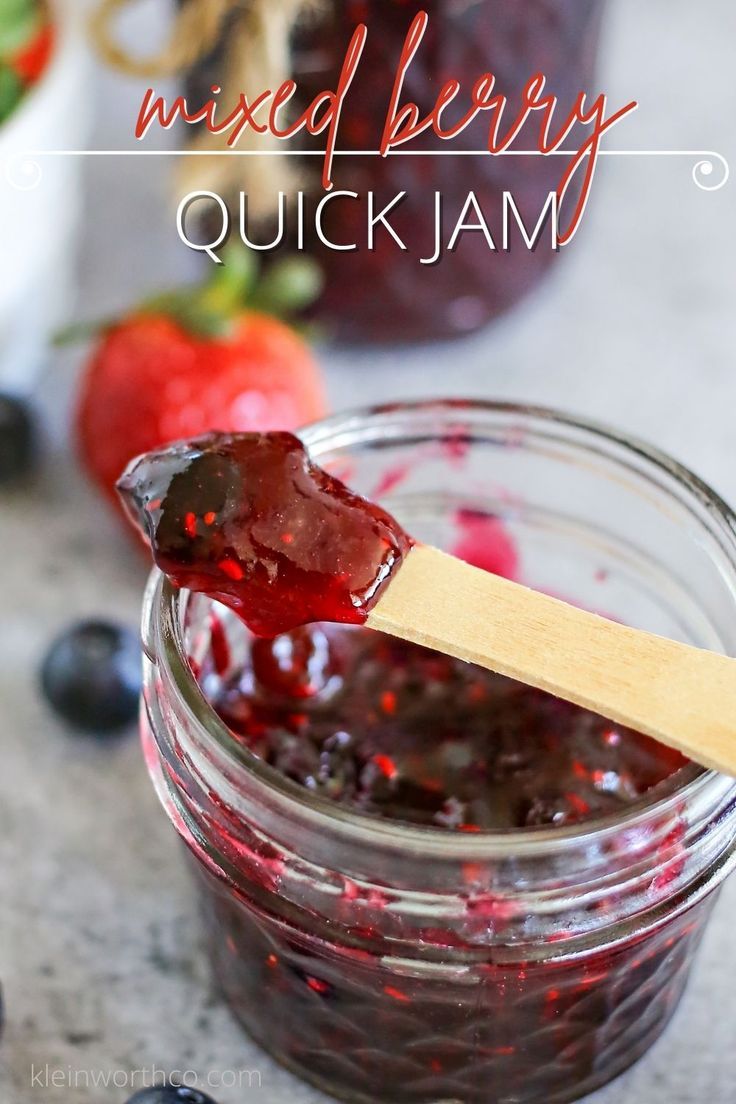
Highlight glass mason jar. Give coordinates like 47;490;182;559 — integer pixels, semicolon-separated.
187;1;607;343
141;401;736;1104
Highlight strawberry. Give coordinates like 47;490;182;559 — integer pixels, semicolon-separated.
0;1;54;123
9;21;54;84
74;252;328;510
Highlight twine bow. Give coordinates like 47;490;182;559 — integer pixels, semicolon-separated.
91;0;322;217
90;0;244;78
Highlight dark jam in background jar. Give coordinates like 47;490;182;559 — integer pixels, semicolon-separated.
187;1;607;343
141;404;736;1103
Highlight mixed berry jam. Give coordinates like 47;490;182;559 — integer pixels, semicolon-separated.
186;0;605;342
123;429;686;830
179;599;698;1104
169;584;707;1104
209;622;686;831
132;428;708;1103
137;414;736;1104
197;861;710;1104
118;431;412;637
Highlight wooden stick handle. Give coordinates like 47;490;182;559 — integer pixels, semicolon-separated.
367;544;736;776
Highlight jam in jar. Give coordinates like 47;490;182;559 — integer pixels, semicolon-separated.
187;1;607;343
141;402;736;1103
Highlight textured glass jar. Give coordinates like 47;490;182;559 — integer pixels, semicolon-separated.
141;401;736;1104
187;1;607;343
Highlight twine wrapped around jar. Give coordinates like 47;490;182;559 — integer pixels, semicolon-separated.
90;0;323;218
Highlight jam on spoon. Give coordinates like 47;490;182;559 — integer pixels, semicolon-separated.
120;430;687;832
118;431;413;638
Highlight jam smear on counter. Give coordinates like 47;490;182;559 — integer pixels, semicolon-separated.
118;431;412;637
122;430;687;830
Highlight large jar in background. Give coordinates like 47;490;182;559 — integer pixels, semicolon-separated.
187;1;607;343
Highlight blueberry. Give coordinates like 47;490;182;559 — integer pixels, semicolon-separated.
40;620;141;734
126;1087;219;1104
0;393;35;483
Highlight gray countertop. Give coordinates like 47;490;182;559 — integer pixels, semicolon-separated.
2;0;736;1100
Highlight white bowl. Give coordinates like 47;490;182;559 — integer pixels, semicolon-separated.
0;0;91;391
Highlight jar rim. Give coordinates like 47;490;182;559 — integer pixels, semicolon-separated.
148;397;736;860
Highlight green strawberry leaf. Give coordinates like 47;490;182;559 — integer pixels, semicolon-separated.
3;0;37;15
201;244;259;313
140;291;235;339
0;4;42;59
163;300;235;339
53;317;119;347
250;257;325;317
55;244;322;349
0;63;23;123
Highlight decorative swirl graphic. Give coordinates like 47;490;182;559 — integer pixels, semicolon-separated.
691;153;729;192
2;149;731;197
3;153;43;191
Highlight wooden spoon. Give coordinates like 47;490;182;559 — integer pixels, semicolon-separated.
367;544;736;777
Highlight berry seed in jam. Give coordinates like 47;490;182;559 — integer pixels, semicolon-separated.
118;431;412;637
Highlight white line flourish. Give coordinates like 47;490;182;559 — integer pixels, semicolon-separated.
1;148;730;193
